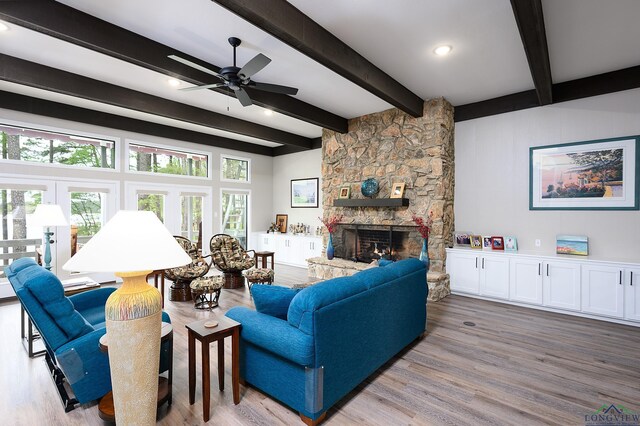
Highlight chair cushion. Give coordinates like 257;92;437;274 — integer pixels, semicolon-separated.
251;285;300;320
210;234;255;271
190;276;224;290
244;268;275;281
22;267;94;340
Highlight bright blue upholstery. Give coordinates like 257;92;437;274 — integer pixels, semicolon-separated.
226;257;427;420
6;258;172;405
251;285;300;319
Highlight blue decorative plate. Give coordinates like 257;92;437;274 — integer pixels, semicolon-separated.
361;178;379;198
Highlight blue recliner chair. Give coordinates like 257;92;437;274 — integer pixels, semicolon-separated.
6;257;171;412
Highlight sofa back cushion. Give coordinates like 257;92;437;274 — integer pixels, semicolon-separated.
20;264;94;341
251;285;300;319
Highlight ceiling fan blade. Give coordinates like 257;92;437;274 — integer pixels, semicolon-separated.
168;55;223;79
248;81;298;95
238;53;271;79
179;83;226;92
235;88;253;107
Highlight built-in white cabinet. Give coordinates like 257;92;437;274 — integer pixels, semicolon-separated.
543;260;581;312
581;264;624;318
624;267;640;322
257;233;322;268
446;248;640;327
509;257;543;305
479;255;510;300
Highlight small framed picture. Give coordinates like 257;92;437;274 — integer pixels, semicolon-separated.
491;236;504;250
482;236;493;250
470;235;483;249
504;236;518;252
390;182;406;199
454;232;472;246
275;214;288;233
339;186;351;199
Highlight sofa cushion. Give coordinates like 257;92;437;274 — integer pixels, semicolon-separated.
22;267;94;340
251;285;300;319
288;276;369;334
378;258;394;267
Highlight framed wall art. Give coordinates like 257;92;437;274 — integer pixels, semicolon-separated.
339;186;351;199
390;182;406;199
291;177;319;208
530;136;639;210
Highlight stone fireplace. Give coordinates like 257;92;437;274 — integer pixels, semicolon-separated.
311;98;454;301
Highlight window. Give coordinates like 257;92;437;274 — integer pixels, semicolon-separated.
221;155;250;182
221;191;248;247
69;191;106;254
128;142;208;177
0;123;115;169
181;195;203;245
137;193;165;223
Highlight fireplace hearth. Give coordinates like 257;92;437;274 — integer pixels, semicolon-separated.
334;224;420;263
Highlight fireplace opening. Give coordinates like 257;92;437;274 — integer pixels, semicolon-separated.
333;224;419;263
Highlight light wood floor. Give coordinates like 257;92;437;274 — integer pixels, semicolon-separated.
1;265;639;425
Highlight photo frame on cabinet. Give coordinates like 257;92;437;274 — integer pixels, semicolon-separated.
275;214;288;233
454;232;472;246
482;236;493;250
504;236;518;252
529;136;639;210
470;235;483;249
291;178;319;208
491;236;504;250
390;182;406;199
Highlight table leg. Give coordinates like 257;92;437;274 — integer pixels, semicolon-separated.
202;340;211;422
270;254;274;270
232;327;240;404
261;255;267;269
218;339;224;391
160;272;165;308
188;331;195;405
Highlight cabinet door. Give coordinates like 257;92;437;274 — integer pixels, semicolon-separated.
625;268;640;322
479;255;510;299
447;251;480;294
581;264;624;318
509;257;543;305
302;237;322;261
543;261;581;311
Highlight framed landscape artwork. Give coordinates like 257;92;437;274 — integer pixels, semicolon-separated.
291;178;319;208
530;136;639;210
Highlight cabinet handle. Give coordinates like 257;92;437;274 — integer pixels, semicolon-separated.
482;258;485;269
619;270;623;285
538;263;541;276
475;257;478;268
546;264;549;276
631;271;634;286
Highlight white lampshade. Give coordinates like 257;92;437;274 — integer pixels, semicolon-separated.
62;210;191;273
31;204;68;227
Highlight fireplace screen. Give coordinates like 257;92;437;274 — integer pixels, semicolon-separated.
333;224;419;263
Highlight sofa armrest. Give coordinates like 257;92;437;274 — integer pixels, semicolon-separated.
226;307;314;366
68;287;116;312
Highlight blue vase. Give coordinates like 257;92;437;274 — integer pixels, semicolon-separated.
327;234;335;260
419;238;430;272
361;178;379;198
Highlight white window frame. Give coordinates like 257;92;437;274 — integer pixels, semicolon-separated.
0;118;120;172
125;139;212;180
220;188;251;248
220;154;251;184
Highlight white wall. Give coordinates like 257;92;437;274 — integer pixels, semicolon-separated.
0;107;273;248
454;88;640;261
272;149;323;231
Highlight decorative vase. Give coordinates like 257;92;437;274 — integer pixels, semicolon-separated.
326;234;335;260
361;178;379;198
419;238;430;272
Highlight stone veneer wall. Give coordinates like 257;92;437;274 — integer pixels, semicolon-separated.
320;98;454;301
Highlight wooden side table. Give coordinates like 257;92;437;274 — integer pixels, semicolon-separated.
186;316;241;422
147;270;166;308
98;322;173;422
254;251;275;269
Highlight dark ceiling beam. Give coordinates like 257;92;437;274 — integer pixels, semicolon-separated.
0;90;274;156
454;65;640;122
211;0;425;118
0;54;314;149
510;0;553;105
0;0;348;133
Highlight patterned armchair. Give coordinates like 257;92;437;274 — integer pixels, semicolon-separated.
208;234;255;288
164;236;210;301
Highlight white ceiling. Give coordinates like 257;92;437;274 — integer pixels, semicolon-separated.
0;0;638;150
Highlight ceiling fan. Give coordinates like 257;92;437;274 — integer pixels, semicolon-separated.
168;37;298;107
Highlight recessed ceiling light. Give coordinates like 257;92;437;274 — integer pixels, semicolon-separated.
0;22;10;32
167;78;181;87
434;45;452;56
264;109;273;116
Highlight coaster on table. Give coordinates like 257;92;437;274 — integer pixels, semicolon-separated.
204;321;218;328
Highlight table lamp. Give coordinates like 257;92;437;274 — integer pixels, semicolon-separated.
31;204;68;271
63;210;190;426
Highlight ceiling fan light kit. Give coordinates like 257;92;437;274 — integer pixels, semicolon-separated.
169;37;299;107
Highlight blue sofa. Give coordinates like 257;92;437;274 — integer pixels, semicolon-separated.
226;258;427;424
6;257;171;411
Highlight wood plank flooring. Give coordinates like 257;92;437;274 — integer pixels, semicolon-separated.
1;265;639;425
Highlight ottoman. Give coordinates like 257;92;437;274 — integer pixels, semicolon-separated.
244;268;275;289
190;276;224;310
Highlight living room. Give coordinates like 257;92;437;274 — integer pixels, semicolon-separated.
1;1;640;425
